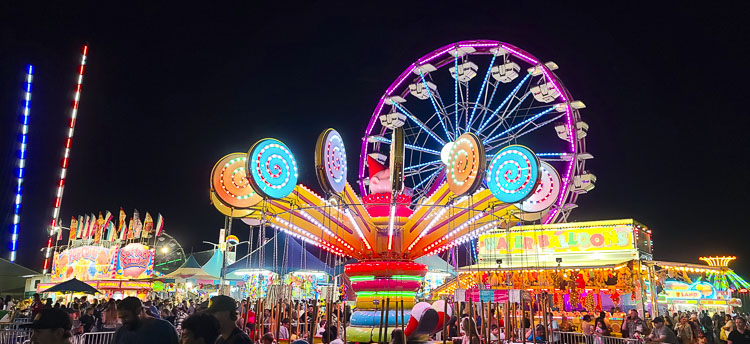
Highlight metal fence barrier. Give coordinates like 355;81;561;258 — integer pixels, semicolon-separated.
558;331;641;344
0;329;115;344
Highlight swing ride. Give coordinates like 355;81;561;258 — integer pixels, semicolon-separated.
209;39;590;342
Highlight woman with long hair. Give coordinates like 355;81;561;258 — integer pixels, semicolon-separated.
101;299;119;331
461;317;481;344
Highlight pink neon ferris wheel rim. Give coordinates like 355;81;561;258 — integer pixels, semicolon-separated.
358;39;581;224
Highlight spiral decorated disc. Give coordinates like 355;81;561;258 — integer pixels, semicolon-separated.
516;161;560;213
211;153;262;208
315;128;347;194
446;133;486;196
487;145;540;203
247;138;299;199
210;191;258;217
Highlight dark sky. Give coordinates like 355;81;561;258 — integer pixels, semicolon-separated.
1;3;749;276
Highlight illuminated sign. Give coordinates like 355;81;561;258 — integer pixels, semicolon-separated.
97;281;121;288
121;281;152;289
479;222;634;255
662;280;717;300
51;246;118;282
115;243;155;279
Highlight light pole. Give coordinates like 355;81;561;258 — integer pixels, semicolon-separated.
203;240;250;293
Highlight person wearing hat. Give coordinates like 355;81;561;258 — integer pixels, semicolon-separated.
207;295;252;344
111;296;178;344
22;308;73;344
647;316;679;344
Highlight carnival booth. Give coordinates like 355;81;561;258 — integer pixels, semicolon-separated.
43;242;156;300
224;232;334;300
158;255;219;300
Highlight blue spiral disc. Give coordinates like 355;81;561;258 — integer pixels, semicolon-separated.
486;145;540;203
247;138;299;199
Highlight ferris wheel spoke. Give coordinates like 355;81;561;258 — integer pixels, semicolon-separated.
475;79;502;134
391;102;446;145
405;165;441;179
367;135;441;156
476;73;531;134
418;70;452;140
404;159;442;172
483;106;556;145
412;168;443;190
480;89;533;141
485;112;565;152
453;54;459;138
467;54;498;132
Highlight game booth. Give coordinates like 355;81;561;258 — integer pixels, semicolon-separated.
40;242;156;300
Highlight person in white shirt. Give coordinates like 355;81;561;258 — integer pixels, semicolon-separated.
279;318;290;340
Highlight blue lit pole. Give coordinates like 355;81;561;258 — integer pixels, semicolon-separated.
9;65;33;262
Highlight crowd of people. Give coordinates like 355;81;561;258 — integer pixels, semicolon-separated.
12;293;347;344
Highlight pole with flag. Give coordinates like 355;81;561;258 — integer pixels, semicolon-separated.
117;208;127;241
155;213;164;237
142;212;153;239
82;215;90;239
94;212;104;243
68;217;78;244
76;215;84;239
132;209;142;240
103;210;113;241
89;213;96;241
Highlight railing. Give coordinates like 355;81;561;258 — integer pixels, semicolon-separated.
558;332;641;344
71;331;115;344
0;329;32;344
0;330;115;344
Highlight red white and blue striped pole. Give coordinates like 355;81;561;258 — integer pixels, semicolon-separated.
43;45;88;273
9;65;34;262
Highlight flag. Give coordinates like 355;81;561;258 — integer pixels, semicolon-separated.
155;213;164;237
106;222;115;241
56;221;63;241
89;213;96;239
117;208;127;240
103;211;113;241
69;217;78;241
142;212;154;239
127;218;134;239
83;215;90;238
133;209;142;239
94;212;104;243
77;215;84;238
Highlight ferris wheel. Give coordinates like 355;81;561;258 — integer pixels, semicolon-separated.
359;40;594;224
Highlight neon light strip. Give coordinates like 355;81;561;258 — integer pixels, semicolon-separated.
356;291;416;297
271;218;346;257
296;209;355;251
387;204;396;251
344;209;372;250
418;69;451;139
544;104;576;224
392;102;445;145
425;220;498;255
407;206;449;251
405;159;441;171
391;275;423;281
454;53;459;137
483;106;556;144
368;136;441;155
467;53;497;131
44;45;88;273
476;73;531;133
349;275;375;282
9;65;33;262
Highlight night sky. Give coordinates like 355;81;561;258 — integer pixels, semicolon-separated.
1;3;748;276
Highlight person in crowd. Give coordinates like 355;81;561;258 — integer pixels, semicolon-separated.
676;316;696;344
527;324;545;343
111;296;178;344
461;317;481;344
582;315;594;336
622;309;646;339
31;293;44;319
174;305;189;333
279;318;291;339
260;332;274;344
22;308;74;344
80;307;96;333
595;319;611;336
4;295;15;310
144;300;160;319
180;312;220;344
102;299;119;331
714;313;724;343
559;315;573;332
647;316;679;344
321;325;343;344
728;317;750;344
547;312;560;343
390;328;406;344
207;295;252;344
723;315;736;343
699;331;709;344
